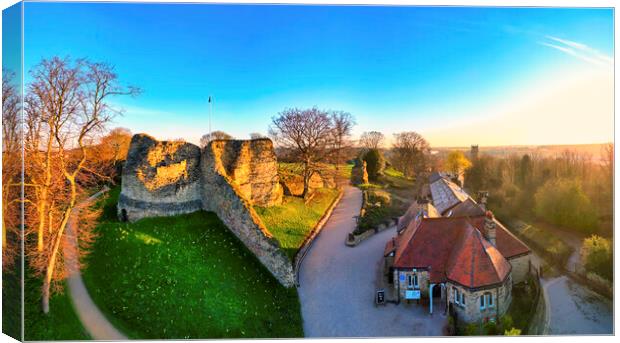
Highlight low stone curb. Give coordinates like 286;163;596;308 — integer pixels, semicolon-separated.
345;218;397;247
293;188;345;286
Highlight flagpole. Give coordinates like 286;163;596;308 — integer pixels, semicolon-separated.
208;95;212;138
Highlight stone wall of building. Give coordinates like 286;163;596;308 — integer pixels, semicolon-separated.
448;275;512;324
201;141;295;287
508;254;531;284
118;134;202;222
393;269;431;299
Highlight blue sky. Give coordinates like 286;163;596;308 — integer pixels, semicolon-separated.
3;2;21;86
18;2;614;146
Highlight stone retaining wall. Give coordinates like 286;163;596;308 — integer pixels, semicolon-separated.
345;219;397;247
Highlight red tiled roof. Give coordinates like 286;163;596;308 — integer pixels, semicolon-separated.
448;198;486;217
469;216;531;259
445;226;511;288
384;237;396;256
397;201;439;232
391;216;516;288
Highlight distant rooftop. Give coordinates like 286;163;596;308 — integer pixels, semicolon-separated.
429;175;469;214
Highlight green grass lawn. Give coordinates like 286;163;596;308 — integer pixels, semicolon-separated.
2;257;21;340
22;270;90;341
354;167;416;234
278;162;353;181
384;166;405;178
255;188;340;261
81;187;303;339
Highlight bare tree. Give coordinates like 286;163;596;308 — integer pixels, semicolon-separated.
601;143;613;180
269;107;333;197
2;70;21;268
329;111;356;170
200;130;233;147
391;131;430;178
23;57;138;313
359;131;384;150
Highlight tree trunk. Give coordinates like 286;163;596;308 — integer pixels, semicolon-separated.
38;135;54;251
2;211;5;248
302;159;311;198
42;176;76;314
2;184;7;248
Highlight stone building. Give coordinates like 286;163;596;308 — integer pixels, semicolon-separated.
384;174;531;324
470;145;479;161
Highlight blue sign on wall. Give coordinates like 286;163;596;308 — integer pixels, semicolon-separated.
405;290;421;299
399;273;406;282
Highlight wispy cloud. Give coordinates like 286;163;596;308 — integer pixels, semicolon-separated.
539;36;613;67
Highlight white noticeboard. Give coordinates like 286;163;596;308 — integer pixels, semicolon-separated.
405;290;421;300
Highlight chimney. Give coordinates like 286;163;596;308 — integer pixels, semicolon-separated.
478;191;489;211
484;211;496;246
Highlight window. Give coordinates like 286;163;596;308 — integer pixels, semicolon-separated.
479;295;486;310
407;273;419;289
454;289;459;304
487;293;494;307
453;288;465;306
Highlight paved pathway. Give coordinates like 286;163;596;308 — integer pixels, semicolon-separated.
542;275;613;335
64;188;127;340
537;226;612;335
298;186;445;337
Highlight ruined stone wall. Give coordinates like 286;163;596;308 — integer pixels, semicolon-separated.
118;134;202;222
201;141;295;287
280;171;336;197
119;135;293;287
351;159;368;185
214;139;283;207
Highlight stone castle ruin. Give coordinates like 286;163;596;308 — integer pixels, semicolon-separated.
118;134;294;287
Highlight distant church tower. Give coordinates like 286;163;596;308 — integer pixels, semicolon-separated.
470;145;479;160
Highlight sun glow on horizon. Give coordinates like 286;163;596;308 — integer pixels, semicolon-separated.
421;64;613;148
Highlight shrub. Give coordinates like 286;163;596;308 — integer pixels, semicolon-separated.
534;178;599;234
355;205;400;234
500;315;514;332
463;323;479;336
504;328;522;336
483;320;498;335
367;189;391;207
581;235;612;281
362;148;385;181
446;316;456;335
